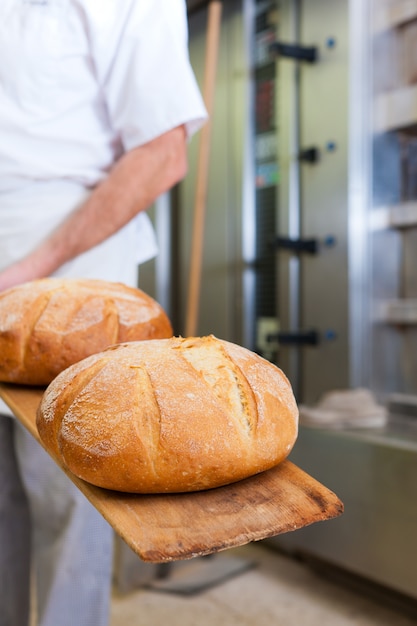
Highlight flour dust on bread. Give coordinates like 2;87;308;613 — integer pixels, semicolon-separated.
0;278;173;386
36;335;299;493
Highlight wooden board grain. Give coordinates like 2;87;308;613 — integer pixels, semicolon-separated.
0;383;343;562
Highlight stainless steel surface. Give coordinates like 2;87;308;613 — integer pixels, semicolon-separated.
388;392;417;418
278;0;303;398
348;0;373;390
300;0;350;403
154;193;173;317
271;417;417;601
277;0;350;403
241;0;257;349
369;0;417;399
269;0;417;605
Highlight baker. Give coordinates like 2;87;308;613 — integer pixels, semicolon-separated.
0;2;207;625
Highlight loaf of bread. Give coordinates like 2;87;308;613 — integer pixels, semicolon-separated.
36;335;299;493
0;278;172;385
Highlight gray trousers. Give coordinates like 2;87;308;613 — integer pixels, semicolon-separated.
0;416;113;626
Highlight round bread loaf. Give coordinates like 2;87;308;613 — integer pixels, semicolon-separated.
0;278;172;385
36;335;299;493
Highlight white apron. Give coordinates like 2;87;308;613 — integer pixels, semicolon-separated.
0;180;158;281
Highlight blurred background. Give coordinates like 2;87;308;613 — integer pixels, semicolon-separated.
136;0;417;615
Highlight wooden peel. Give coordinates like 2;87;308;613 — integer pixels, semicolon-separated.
0;383;343;563
185;1;223;337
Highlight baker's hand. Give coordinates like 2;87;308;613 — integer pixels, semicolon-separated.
0;255;48;292
0;125;188;294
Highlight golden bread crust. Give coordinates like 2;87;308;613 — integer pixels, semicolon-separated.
0;278;172;385
36;335;299;493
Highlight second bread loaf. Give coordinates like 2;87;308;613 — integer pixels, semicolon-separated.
0;277;173;385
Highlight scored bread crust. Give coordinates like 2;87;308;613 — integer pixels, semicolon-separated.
36;335;299;493
0;278;173;385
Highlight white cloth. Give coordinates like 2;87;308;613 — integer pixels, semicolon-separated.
0;0;207;271
0;0;207;189
299;388;388;429
14;420;114;626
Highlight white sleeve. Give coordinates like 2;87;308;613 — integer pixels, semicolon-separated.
85;0;207;151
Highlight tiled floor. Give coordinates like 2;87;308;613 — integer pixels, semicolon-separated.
110;543;417;626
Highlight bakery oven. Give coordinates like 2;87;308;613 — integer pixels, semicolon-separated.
143;0;417;605
259;0;417;604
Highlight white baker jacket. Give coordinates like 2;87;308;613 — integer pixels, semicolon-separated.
0;0;207;415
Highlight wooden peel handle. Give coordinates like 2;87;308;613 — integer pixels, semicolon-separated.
185;1;223;337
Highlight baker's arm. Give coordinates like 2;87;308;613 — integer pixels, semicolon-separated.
0;125;188;291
